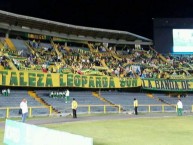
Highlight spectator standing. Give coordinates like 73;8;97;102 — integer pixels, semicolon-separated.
71;98;78;118
20;98;28;122
133;98;138;115
2;89;6;96
65;89;70;103
177;99;183;116
7;88;10;96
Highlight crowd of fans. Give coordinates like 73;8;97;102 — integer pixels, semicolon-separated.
0;37;193;79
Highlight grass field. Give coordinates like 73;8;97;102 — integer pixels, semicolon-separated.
1;116;193;145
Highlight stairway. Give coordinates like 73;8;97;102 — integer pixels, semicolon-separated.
28;91;60;114
64;46;71;52
25;42;36;55
92;91;124;111
87;43;95;52
149;46;171;65
7;59;18;71
147;93;175;107
111;52;122;61
51;41;65;63
5;38;17;51
100;59;108;68
0;41;3;49
100;59;115;76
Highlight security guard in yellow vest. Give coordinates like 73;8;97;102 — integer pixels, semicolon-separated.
71;98;78;118
133;98;138;115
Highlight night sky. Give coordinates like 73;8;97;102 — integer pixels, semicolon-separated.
1;0;193;39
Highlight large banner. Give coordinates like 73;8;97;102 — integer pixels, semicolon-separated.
142;78;193;91
0;70;141;88
2;70;193;91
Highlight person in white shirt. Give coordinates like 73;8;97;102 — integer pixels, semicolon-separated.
177;99;183;116
20;98;28;122
7;88;10;96
65;89;70;103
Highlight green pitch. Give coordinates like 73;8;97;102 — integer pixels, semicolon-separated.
1;116;193;145
43;116;193;145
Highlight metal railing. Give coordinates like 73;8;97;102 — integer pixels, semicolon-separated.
0;106;52;118
0;104;192;118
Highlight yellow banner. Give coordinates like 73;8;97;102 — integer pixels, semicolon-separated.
0;70;141;88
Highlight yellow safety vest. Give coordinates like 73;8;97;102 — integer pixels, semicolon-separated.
134;100;138;107
72;100;78;109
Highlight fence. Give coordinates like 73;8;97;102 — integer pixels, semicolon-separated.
0;104;193;118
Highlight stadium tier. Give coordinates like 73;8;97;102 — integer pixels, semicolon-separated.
0;10;193;117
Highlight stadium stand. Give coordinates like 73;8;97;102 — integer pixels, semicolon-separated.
35;90;108;114
0;10;192;118
99;91;164;112
153;93;193;112
10;39;28;57
0;90;48;117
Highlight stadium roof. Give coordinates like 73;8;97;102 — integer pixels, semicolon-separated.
0;10;152;45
